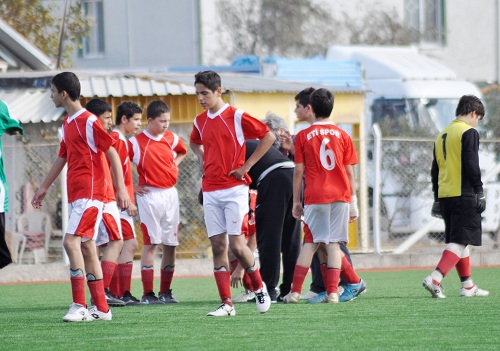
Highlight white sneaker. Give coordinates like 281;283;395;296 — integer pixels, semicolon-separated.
283;291;301;304
207;303;236;317
254;283;271;313
325;292;339;304
460;286;489;297
422;275;446;298
88;305;112;321
233;290;255;303
63;302;89;322
300;290;318;300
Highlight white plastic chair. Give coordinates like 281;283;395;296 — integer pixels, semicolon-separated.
16;212;52;264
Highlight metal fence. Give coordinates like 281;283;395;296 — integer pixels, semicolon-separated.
5;133;500;263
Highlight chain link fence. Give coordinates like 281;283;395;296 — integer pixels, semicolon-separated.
367;136;500;252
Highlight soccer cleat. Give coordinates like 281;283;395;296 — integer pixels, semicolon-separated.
325;292;339;304
307;291;327;303
63;302;89;322
105;288;126;307
233;290;255;303
88;305;112;321
283;291;301;304
254;283;271;313
339;279;367;302
158;289;179;303
460;286;489;297
422;275;446;298
119;291;144;306
140;291;165;305
300;290;318;300
207;303;236;317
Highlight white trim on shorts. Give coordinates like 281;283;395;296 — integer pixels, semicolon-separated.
67;198;104;242
203;184;249;238
303;202;349;244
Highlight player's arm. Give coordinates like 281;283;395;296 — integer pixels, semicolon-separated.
346;164;359;222
189;142;204;171
229;131;275;179
106;146;131;210
292;163;304;219
32;156;66;209
174;152;187;167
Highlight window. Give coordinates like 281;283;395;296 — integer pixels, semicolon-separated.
80;0;105;58
405;0;445;46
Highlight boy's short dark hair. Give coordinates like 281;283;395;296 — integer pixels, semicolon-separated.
147;100;170;119
116;101;143;125
85;98;112;117
310;88;334;118
294;87;315;107
51;72;81;101
194;70;221;92
455;95;485;118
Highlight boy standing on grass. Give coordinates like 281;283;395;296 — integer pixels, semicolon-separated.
85;99;126;308
424;95;489;298
189;70;275;316
284;88;361;304
32;72;131;322
108;101;144;305
129;100;187;304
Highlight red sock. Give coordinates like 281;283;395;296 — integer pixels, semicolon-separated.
160;269;174;295
214;271;232;306
340;255;361;284
70;276;86;307
455;256;471;279
116;263;133;297
109;269;120;297
320;263;328;289
246;268;264;291
436;249;461;278
326;268;341;294
141;268;154;296
242;272;253;291
88;280;109;312
101;261;117;290
291;265;309;294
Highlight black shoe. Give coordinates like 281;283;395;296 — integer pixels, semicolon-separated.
158;289;179;303
120;291;144;306
105;288;126;307
141;291;165;305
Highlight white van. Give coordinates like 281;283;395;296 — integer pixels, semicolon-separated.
327;45;500;237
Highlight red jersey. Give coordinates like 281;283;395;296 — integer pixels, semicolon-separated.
58;109;115;203
128;130;187;188
110;129;135;205
190;104;269;192
294;121;358;205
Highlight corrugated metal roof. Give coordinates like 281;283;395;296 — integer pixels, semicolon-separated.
262;57;364;90
0;70;363;124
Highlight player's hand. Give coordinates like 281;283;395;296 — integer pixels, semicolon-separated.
127;203;138;217
31;189;46;209
349;195;359;222
231;266;245;288
476;193;486;213
228;167;247;181
134;184;150;196
431;201;442;218
292;202;303;220
116;189;131;211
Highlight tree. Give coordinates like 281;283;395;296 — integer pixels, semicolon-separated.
0;0;90;68
216;0;340;60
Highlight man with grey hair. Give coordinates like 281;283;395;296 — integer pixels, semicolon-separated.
263;113;290;150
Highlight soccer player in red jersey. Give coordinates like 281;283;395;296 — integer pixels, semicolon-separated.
189;70;275;316
284;88;362;304
129;100;187;304
32;72;130;321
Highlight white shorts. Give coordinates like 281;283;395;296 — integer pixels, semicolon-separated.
67;199;104;242
96;201;122;247
120;209;137;241
303;202;349;244
137;186;179;246
203;184;249;238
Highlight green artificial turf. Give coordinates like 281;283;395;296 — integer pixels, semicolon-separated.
0;268;499;350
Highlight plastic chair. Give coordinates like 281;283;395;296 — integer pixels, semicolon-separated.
16;212;52;264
